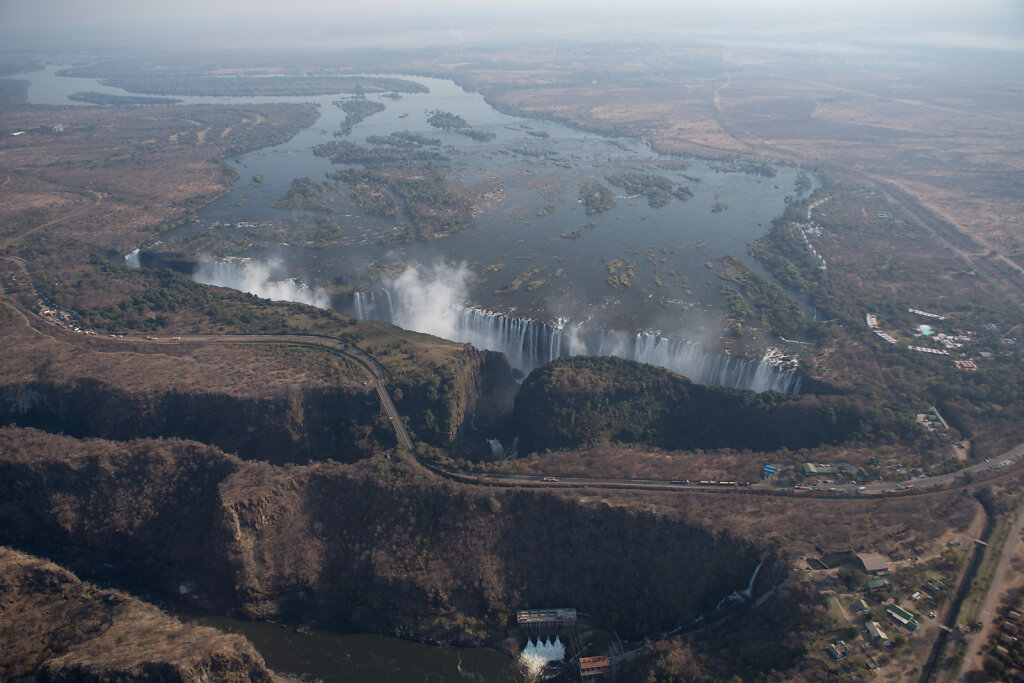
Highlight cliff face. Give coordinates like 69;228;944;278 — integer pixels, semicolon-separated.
0;546;281;682
392;349;517;447
0;430;240;586
0;378;391;464
207;464;760;642
0;428;764;645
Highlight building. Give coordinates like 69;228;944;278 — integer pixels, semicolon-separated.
867;621;888;642
887;604;920;631
827;641;849;660
857;552;890;575
864;577;889;592
802;463;840;477
517;608;577;630
579;656;612;678
851;598;870;613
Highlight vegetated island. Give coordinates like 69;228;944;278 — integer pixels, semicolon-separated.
53;67;430;97
273;176;334;212
334;98;387;135
578;181;616;214
605;173;693;208
68;91;182;105
719;255;804;337
317;131;479;241
427;109;496;141
329;168;399;218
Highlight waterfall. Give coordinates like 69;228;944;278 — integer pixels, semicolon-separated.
715;559;765;610
346;289;800;393
519;636;565;679
352;289;394;322
740;559;763;600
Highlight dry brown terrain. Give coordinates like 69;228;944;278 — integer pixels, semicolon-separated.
503;440;928;483
583;482;977;563
0;45;1019;679
0;295;362;397
0;103;317;310
0;546;283;682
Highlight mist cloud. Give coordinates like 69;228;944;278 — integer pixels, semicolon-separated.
193;258;331;309
386;262;471;338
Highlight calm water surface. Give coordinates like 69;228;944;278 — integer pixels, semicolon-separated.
187;614;526;683
12;64;814;336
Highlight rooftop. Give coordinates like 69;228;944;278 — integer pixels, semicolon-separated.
517;607;577;625
857;552;889;573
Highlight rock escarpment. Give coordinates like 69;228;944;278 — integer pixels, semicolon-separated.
0;428;765;645
0;546;282;682
0;378;389;464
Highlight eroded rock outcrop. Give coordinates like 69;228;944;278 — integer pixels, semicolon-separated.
0;428;763;645
0;546;282;682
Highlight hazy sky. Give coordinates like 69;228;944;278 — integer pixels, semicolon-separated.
2;0;1022;51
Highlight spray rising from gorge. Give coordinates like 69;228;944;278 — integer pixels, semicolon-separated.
187;258;799;393
192;258;332;309
358;262;800;393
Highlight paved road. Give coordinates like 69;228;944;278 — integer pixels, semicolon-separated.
958;505;1024;679
162;334;416;454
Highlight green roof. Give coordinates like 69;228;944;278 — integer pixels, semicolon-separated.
888;604;915;621
864;577;889;591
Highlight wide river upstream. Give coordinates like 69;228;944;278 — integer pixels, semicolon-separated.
12;63;812;678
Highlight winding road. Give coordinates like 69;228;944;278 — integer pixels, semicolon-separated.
4;253;1023;504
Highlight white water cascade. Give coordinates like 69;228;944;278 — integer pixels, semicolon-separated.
519;636;566;679
349;289;800;393
715;559;764;610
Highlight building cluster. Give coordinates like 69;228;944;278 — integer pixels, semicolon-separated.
865;311;984;369
915;407;949;433
929;328;976;351
36;305;96;336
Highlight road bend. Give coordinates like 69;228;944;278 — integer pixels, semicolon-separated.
3;254;1023;500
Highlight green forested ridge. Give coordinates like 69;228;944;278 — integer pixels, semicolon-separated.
513;356;921;454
